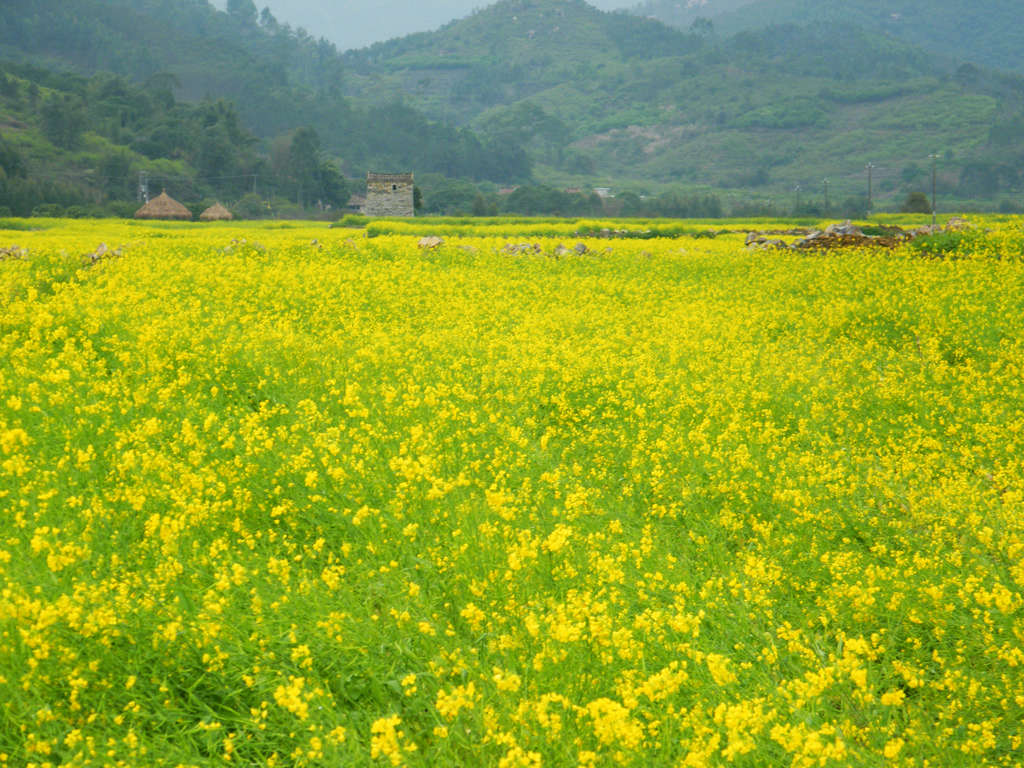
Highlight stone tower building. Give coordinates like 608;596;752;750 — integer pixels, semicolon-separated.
363;172;415;217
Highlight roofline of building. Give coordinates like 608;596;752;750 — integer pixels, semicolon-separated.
367;172;414;183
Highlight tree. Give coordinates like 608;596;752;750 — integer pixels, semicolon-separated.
958;162;1000;198
955;62;981;88
616;191;645;216
227;0;258;26
690;18;715;37
196;125;235;180
0;133;25;179
98;149;134;199
259;6;278;29
565;151;595;176
318;160;349;209
40;94;86;149
901;191;932;213
419;177;479;215
476;102;569;165
900;163;926;190
0;73;18;99
145;73;181;111
839;194;870;219
502;185;572;216
472;194;497;216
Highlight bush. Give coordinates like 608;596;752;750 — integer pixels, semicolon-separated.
31;203;64;217
103;201;138;218
840;195;871;219
901;191;932;214
908;231;978;258
336;214;369;228
730;199;779;218
234;193;269;220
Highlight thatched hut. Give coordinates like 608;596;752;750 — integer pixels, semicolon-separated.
200;203;233;222
135;191;192;221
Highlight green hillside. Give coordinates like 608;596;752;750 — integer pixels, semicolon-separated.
345;0;697;122
5;0;1024;214
0;0;532;184
0;61;352;218
343;0;1024;208
637;0;1024;75
631;0;750;30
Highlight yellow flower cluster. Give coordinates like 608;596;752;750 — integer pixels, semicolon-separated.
1;217;1023;766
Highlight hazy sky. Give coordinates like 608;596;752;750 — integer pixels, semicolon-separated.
213;0;633;50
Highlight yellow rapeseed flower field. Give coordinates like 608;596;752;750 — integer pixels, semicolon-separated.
1;218;1023;767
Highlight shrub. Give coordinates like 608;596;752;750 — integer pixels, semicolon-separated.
31;203;64;217
908;231;978;258
103;201;138;218
234;193;269;220
901;191;932;214
336;214;370;228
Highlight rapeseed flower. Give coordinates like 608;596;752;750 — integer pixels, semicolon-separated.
1;217;1022;766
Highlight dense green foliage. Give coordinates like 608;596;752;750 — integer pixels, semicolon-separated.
679;0;1024;76
343;0;1024;209
0;0;532;185
0;62;352;216
5;0;1024;214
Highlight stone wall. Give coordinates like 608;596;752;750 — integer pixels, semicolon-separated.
364;173;414;217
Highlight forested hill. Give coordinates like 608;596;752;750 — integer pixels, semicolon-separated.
0;0;532;184
6;0;1024;214
629;0;749;32
0;60;350;218
635;0;1024;75
342;0;1024;207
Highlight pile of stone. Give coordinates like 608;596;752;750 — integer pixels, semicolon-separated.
0;246;28;261
798;221;897;249
746;219;971;251
221;237;266;254
577;228;654;239
502;242;542;255
83;242;124;266
553;243;590;257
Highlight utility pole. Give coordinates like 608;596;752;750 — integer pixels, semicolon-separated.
865;162;875;213
929;154;939;230
823;178;830;215
138;171;150;203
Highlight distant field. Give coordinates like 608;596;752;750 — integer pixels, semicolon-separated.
1;219;1023;766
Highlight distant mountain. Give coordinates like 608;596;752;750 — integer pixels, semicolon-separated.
215;0;634;51
0;0;532;183
631;0;750;30
343;0;1024;205
5;0;1024;211
345;0;697;122
636;0;1024;75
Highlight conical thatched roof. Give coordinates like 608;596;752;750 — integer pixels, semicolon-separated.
135;191;192;220
200;203;233;222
